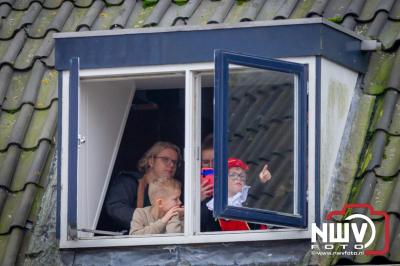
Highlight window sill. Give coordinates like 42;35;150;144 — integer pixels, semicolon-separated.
59;229;311;249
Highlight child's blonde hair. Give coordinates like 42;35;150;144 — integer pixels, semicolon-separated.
148;177;181;205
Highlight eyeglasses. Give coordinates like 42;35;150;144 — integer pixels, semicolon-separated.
154;156;181;167
228;173;247;181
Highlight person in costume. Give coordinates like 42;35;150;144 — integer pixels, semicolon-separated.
201;157;270;231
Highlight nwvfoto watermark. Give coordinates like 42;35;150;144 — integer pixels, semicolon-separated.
311;204;390;256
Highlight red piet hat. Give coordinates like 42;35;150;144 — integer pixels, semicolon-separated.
228;158;249;171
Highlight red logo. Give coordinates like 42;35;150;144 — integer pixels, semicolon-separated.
325;203;390;256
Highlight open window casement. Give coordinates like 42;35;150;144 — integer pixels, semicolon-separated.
213;50;308;228
68;58;136;238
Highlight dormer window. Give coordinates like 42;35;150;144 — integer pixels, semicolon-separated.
55;19;367;248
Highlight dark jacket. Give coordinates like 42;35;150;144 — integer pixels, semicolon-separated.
103;171;150;233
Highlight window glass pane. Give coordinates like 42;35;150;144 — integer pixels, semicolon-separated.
199;72;216;232
93;74;186;236
227;65;296;216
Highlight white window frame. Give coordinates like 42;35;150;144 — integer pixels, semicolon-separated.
60;58;316;248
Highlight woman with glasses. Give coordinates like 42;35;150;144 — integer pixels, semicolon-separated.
103;141;182;234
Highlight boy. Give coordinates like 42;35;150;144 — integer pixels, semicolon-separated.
204;158;268;231
129;177;184;235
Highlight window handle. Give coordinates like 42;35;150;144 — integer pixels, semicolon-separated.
78;134;86;147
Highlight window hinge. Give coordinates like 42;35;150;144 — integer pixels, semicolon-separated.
307;82;309;95
78;134;86;147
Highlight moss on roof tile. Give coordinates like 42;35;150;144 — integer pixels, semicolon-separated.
0;187;44;234
0;10;24;39
290;0;315;19
224;1;250;24
36;69;57;109
74;0;95;8
2;71;31;110
29;9;58;38
22;108;51;148
174;0;189;6
375;136;400;177
256;0;285;20
0;39;12;62
0;192;19;233
354;220;386;264
14;38;43;70
354;22;369;36
367;94;384;133
8;150;36;191
130;4;155;28
378;20;400;50
0;112;17;150
0;234;9;262
61;6;90;32
389;97;400;135
369;177;395;212
92;5;122;30
364;51;395;94
143;0;159;8
29;186;44;223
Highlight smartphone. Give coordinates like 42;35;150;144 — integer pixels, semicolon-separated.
201;168;214;188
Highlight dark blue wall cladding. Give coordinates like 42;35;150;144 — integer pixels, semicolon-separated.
55;23;368;73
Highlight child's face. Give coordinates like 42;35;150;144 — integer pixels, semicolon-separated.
159;188;182;213
228;167;246;196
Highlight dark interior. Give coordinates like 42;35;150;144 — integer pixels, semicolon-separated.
97;86;214;232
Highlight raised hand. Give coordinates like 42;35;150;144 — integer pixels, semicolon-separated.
161;206;184;223
259;164;272;183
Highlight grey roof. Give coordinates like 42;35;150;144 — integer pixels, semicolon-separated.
0;0;399;265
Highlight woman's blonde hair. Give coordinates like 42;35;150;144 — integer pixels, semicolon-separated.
137;141;182;173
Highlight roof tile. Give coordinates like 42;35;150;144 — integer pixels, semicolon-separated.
144;0;170;27
368;176;395;215
389;0;400;21
0;186;44;234
1;69;30;110
185;0;220;26
1;29;26;66
172;0;201;25
363;50;395;95
366;11;389;38
358;0;395;22
42;0;63;10
0;9;24;40
378;20;400;50
76;0;105;31
0;111;17;150
0;2;13;18
322;0;352;20
386;175;400;214
207;0;234;24
274;0;298;19
22;106;54;149
374;136;400;177
289;0;314;19
110;0;136;29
